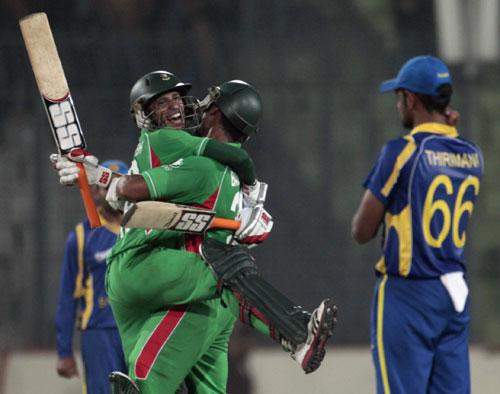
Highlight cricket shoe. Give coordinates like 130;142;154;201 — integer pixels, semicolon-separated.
109;371;140;394
292;298;337;374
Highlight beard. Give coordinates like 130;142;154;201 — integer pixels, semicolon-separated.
401;116;414;129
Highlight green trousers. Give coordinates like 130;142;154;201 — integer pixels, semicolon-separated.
106;246;269;393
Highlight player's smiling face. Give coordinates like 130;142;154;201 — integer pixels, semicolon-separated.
147;91;185;129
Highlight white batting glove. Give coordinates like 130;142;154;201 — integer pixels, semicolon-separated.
242;180;268;208
105;177;125;211
50;148;113;187
233;206;273;247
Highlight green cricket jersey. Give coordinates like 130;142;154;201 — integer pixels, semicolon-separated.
109;128;242;258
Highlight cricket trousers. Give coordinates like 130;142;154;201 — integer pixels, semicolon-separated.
106;246;248;393
371;274;470;394
80;328;127;394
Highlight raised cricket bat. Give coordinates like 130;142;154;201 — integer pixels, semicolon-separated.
19;12;101;228
122;201;241;234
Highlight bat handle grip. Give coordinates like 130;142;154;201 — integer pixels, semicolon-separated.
210;218;241;231
76;162;101;228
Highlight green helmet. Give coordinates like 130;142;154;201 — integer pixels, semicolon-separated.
129;71;193;130
129;70;191;110
201;80;263;135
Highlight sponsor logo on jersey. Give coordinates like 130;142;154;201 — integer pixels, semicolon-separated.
163;158;184;171
94;247;113;263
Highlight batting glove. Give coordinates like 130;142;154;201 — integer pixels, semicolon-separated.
105;177;125;211
50;148;113;187
233;206;273;247
242;180;268;208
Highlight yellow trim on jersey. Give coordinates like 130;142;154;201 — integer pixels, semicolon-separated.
73;223;85;298
98;209;121;234
381;136;416;197
81;274;94;330
410;122;458;138
384;204;412;276
375;256;386;274
377;275;391;394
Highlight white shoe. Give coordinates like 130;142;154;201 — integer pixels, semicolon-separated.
109;371;140;394
292;298;337;374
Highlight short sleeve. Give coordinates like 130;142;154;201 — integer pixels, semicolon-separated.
363;136;416;206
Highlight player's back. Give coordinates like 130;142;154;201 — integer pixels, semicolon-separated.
110;156;241;258
408;131;483;277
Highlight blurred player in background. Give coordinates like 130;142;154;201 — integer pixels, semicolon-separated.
352;55;483;394
56;160;129;394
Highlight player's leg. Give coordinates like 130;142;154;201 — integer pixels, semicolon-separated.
107;247;292;342
183;306;235;394
201;239;337;373
371;275;440;394
107;248;219;307
125;301;229;394
427;302;470;394
80;329;127;394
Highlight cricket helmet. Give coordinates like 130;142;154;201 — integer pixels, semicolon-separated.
129;70;197;130
199;80;263;135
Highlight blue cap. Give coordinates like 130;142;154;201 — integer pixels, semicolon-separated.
379;55;452;96
101;160;128;175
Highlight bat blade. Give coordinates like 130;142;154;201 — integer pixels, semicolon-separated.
122;201;240;234
19;13;101;228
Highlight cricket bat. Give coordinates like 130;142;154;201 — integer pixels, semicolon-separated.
19;12;101;228
122;201;241;234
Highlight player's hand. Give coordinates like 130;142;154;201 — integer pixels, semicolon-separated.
233;206;273;247
105;178;125;211
242;180;268;208
50;148;113;187
56;356;79;378
445;108;460;127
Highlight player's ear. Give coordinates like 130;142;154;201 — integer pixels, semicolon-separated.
406;91;419;109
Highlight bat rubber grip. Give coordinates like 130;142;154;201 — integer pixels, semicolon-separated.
210;218;240;231
76;162;101;228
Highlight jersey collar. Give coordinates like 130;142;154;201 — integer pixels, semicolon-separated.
410;122;459;138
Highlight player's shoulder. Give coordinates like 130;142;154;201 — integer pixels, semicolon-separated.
182;155;223;170
456;135;483;153
380;134;414;155
150;128;195;140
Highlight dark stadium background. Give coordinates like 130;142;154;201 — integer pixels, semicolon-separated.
1;0;498;359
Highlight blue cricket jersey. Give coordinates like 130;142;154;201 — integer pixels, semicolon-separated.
364;123;483;278
55;214;120;357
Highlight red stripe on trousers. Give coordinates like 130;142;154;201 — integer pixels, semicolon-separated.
135;305;187;379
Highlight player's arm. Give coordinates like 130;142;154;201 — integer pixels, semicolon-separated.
352;137;415;244
352;190;384;244
112;175;149;201
55;229;80;378
106;158;214;204
201;139;256;185
152;130;257;185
